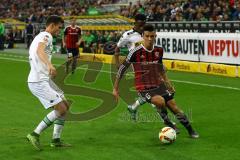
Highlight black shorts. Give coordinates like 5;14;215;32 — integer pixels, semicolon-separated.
139;84;174;103
67;48;79;58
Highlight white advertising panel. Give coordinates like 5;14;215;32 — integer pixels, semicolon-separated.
156;32;240;65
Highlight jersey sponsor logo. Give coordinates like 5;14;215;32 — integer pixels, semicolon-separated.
142;61;159;64
134;41;144;47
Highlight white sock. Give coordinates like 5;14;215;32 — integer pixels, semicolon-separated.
131;100;140;110
53;117;65;139
34;110;59;135
130;96;147;110
151;104;156;108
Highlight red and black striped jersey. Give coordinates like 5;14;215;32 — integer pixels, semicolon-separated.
117;44;165;91
64;25;81;49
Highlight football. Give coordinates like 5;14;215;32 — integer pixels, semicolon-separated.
159;127;176;144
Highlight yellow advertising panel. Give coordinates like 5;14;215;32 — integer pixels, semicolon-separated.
238;66;240;78
93;54;113;64
199;62;237;77
79;53;239;78
163;59;173;70
170;60;199;72
80;53;114;64
79;53;94;62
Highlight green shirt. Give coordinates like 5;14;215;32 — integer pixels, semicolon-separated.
82;34;95;47
0;22;5;35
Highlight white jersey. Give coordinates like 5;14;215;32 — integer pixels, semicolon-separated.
28;31;53;82
117;29;143;52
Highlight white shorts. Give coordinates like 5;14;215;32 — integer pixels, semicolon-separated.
28;80;65;109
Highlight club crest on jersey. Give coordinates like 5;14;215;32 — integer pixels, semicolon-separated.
140;54;145;59
155;52;160;58
43;35;49;43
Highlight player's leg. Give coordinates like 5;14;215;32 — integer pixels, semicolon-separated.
127;96;146;121
128;96;176;129
139;88;177;130
66;48;73;73
166;99;199;138
128;96;146;110
27;82;68;150
71;48;79;74
27;35;30;48
150;95;166;109
27;102;67;150
50;100;72;147
158;106;179;134
150;95;179;133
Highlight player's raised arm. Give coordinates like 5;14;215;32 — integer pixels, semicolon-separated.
114;31;130;69
62;26;67;48
114;46;121;69
160;65;175;93
157;47;175;93
113;59;131;102
37;41;56;77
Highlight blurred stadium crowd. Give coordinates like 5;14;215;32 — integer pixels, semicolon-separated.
121;0;239;21
0;0;119;22
0;0;239;22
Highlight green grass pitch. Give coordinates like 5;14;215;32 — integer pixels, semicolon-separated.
0;51;240;160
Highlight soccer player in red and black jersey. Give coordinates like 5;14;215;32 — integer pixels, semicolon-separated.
62;17;81;74
113;24;199;138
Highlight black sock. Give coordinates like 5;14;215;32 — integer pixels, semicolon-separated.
72;58;77;72
52;138;60;143
31;132;40;137
175;113;194;133
66;60;71;72
158;108;175;128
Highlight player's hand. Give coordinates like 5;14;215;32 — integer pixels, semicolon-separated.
62;42;66;48
76;41;80;47
112;88;119;102
169;85;175;93
49;64;57;78
165;81;175;93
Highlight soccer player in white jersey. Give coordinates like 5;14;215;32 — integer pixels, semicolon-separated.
26;15;71;150
114;14;145;68
114;15;177;131
114;14;146;120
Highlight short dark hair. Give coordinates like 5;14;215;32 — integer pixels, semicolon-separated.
135;14;146;21
46;15;64;26
143;24;155;32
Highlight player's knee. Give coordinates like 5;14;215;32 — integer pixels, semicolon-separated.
151;96;165;108
59;106;68;116
55;102;68;116
63;100;71;110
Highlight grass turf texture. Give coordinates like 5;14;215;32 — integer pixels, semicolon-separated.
0;52;240;160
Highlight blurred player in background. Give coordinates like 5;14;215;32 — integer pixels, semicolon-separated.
27;15;71;150
113;24;199;138
114;14;148;119
114;14;145;68
62;17;81;74
26;21;34;49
